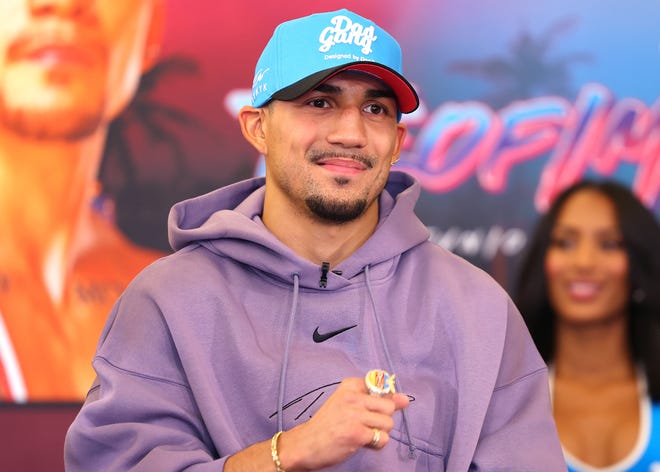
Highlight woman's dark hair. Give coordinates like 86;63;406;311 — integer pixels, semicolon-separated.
514;180;660;400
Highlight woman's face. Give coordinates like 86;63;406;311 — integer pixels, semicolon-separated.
544;189;630;325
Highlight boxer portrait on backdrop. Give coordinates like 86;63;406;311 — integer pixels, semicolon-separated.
0;0;166;402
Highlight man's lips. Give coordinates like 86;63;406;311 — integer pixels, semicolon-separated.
315;157;371;175
21;44;97;67
314;156;372;174
8;31;104;68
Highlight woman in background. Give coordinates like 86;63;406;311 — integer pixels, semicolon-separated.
515;180;660;471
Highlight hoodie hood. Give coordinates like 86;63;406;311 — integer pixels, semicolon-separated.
168;171;429;289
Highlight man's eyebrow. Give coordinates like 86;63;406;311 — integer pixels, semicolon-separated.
315;83;341;94
366;88;396;100
313;82;396;100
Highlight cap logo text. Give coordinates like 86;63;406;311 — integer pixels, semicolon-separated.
252;67;270;101
318;15;377;55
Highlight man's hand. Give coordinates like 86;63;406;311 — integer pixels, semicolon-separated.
276;377;410;471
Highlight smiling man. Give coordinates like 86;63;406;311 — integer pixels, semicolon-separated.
0;0;165;402
65;9;565;471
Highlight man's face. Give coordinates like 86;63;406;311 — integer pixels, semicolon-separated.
0;0;161;141
260;72;406;223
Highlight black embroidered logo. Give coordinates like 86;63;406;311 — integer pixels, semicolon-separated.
312;324;357;343
269;382;416;421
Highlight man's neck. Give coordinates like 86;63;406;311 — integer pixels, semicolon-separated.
0;126;107;268
262;199;380;267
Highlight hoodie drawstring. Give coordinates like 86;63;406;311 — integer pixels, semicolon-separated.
364;265;417;458
276;273;300;433
276;269;416;459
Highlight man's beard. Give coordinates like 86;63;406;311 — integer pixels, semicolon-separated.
303;151;375;222
0;105;102;141
305;193;368;223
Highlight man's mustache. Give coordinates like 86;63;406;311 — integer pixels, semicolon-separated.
308;151;375;169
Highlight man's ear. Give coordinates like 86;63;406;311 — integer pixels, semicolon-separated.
238;105;268;155
141;0;165;72
391;122;407;165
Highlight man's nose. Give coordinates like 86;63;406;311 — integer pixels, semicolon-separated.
326;107;368;148
27;0;92;18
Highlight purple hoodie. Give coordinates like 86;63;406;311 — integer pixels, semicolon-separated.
64;171;565;471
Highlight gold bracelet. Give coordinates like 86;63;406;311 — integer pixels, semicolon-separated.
270;430;286;472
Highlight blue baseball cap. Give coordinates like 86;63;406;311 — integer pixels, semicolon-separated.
251;9;419;115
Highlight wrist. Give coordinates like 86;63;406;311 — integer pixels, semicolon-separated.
272;429;309;472
270;431;285;472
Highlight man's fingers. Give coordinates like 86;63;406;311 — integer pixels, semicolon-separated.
364;427;390;450
392;392;410;410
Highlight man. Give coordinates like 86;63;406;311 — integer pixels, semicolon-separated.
65;9;565;470
0;0;165;402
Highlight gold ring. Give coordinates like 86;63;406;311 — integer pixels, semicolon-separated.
368;428;381;448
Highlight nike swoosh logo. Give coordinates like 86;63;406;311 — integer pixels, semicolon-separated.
312;324;357;343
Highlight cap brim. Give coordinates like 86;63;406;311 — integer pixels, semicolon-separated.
271;62;419;114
